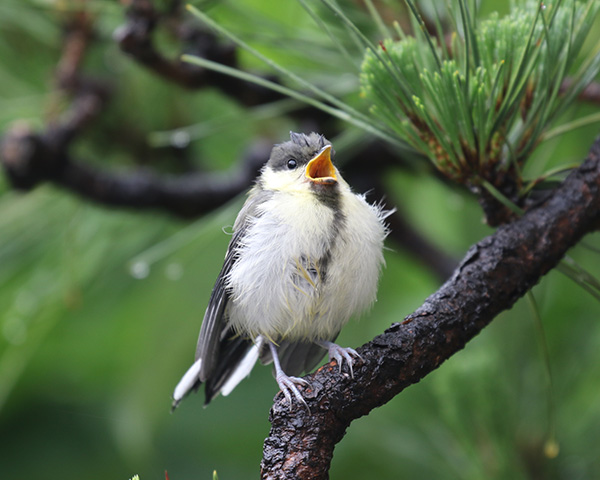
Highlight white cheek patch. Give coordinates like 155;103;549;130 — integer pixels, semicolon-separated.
261;166;309;192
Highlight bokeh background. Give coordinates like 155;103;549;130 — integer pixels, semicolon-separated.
1;1;599;479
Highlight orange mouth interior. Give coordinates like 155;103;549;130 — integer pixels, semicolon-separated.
305;146;337;185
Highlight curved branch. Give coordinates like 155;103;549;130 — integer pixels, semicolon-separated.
0;125;268;218
260;136;600;479
115;0;282;106
116;0;213;90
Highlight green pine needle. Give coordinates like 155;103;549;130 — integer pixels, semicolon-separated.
360;0;600;186
184;4;406;149
557;260;600;303
525;292;558;461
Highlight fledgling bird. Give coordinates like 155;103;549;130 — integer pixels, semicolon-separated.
173;132;391;409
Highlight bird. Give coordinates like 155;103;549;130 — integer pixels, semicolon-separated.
172;131;391;409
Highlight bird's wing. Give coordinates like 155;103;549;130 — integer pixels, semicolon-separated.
194;227;243;381
195;187;272;381
173;188;272;408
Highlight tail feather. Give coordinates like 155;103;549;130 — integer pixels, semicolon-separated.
172;358;203;410
172;333;259;409
205;336;259;404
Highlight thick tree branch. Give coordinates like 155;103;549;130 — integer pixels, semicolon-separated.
260;136;600;479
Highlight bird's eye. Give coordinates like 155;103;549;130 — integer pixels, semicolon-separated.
287;158;297;170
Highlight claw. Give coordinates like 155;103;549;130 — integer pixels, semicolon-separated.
318;341;362;378
275;373;310;411
269;342;311;411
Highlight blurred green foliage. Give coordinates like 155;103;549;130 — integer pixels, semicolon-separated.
0;1;599;479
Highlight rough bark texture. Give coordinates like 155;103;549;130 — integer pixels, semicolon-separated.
260;137;600;479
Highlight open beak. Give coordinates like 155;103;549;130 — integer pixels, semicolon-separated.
305;145;337;185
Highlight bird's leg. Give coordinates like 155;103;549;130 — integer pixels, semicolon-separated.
269;342;310;410
317;340;362;378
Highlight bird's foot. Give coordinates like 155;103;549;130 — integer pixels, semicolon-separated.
268;341;310;411
318;340;362;378
275;372;310;411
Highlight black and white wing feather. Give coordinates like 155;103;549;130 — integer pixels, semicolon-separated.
172;188;270;407
194;223;245;381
